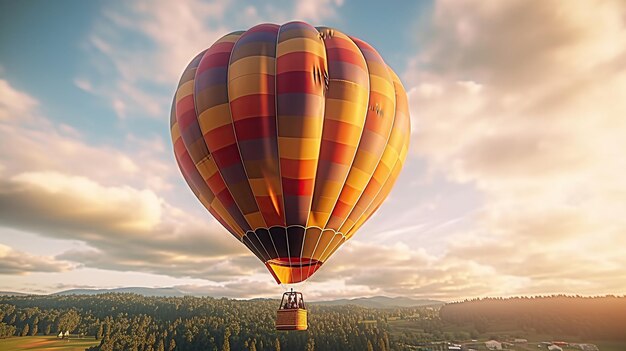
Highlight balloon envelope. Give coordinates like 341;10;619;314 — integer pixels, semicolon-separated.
171;22;410;284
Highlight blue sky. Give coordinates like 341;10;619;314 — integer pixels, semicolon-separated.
1;1;430;140
1;0;625;300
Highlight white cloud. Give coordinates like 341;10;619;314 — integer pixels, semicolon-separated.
0;81;175;193
79;0;231;119
293;0;344;23
0;169;258;281
0;244;73;275
174;280;280;299
0;79;252;282
308;240;523;300
0;79;38;121
7;171;162;231
78;0;347;119
400;0;626;297
73;78;94;93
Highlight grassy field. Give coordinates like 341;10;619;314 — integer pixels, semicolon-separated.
0;335;100;350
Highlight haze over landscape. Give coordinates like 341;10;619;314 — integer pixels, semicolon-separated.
1;0;625;303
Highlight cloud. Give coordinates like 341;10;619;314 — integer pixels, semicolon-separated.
0;79;255;282
0;82;175;193
0;244;72;275
174;280;280;299
77;0;231;118
0;79;38;121
293;0;344;23
56;250;261;282
0;170;257;281
78;0;347;119
415;1;626;91
400;0;626;297
0;171;162;233
307;241;522;300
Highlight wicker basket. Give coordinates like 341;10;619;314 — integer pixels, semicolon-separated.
276;308;308;331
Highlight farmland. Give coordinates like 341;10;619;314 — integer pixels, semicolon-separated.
0;335;100;350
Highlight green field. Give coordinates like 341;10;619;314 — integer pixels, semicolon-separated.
0;336;100;350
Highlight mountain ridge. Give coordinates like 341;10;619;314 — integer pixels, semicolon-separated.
311;295;444;308
1;288;445;307
54;287;186;297
0;291;29;296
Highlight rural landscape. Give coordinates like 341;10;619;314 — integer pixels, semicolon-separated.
0;293;624;351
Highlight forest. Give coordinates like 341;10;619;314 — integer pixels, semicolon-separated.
0;293;397;351
0;294;624;351
440;295;626;342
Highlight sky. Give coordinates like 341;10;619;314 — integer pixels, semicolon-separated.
0;0;625;301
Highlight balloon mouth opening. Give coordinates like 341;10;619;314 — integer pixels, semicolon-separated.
268;257;320;267
265;258;323;284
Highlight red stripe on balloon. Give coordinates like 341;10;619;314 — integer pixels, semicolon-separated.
229;94;276;120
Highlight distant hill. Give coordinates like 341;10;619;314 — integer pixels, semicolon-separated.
54;287;186;297
51;288;443;307
0;291;29;296
312;296;444;308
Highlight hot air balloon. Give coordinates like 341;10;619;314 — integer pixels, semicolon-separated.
170;21;410;330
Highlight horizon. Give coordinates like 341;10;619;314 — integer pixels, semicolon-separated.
1;0;625;301
5;287;624;304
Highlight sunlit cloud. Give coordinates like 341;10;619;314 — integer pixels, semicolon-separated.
77;0;231;119
0;86;174;196
0;168;257;281
0;79;38;121
402;0;626;298
0;244;73;275
77;0;344;120
293;0;344;23
0;79;253;282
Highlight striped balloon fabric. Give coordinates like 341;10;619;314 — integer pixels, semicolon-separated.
171;22;410;284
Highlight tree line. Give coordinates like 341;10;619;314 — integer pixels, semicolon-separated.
0;293;395;351
440;295;626;341
1;294;623;350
